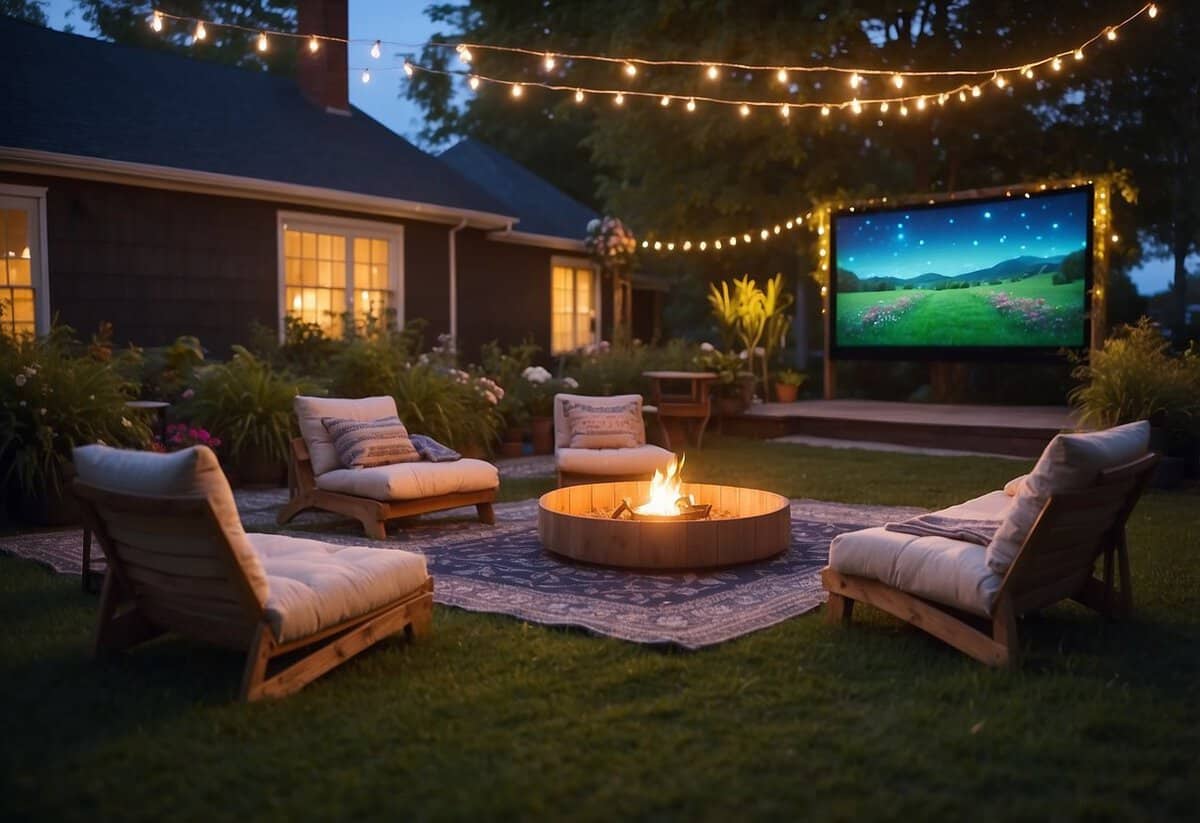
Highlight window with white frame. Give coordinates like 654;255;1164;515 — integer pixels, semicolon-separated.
0;186;49;338
278;213;402;337
551;260;597;354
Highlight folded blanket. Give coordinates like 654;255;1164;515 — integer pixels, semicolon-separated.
884;514;1002;547
409;434;462;463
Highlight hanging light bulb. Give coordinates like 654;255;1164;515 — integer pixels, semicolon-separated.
642;240;649;249
743;233;752;243
739;103;750;117
456;44;472;64
820;105;831;117
780;103;790;119
686;97;696;112
880;101;889;113
706;65;719;80
971;85;982;97
257;32;268;52
774;225;782;234
150;11;163;32
1106;27;1117;41
614;92;625;106
714;240;722;250
667;242;675;251
543;52;556;71
776;68;788;83
660;95;671;107
468;75;480;91
1051;57;1062;71
892;73;904;88
937;93;948;106
511;83;523;98
729;237;737;246
308;35;320;53
899;103;909;117
851;98;862;115
760;229;769;240
403;60;414;77
1023;66;1035;79
195;21;207;41
653;241;662;251
683;241;692;251
699;241;707;251
1148;4;1158;19
994;73;1007;88
361;68;370;83
786;221;794;229
1075;48;1085;60
959;90;968;102
623;62;637;77
370;40;381;59
849;72;861;88
575;88;585;103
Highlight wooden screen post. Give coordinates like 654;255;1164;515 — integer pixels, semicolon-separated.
1090;178;1111;352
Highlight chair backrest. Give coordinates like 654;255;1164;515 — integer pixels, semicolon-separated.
553;393;646;450
294;395;399;476
999;452;1159;614
72;445;268;648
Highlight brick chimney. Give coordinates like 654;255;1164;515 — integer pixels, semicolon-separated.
298;0;349;114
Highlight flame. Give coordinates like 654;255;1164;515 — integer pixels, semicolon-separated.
634;455;691;516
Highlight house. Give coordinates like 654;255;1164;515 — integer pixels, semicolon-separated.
0;0;651;360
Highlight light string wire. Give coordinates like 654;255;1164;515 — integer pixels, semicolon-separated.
150;3;1156;106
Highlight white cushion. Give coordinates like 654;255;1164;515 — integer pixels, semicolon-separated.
315;458;499;502
986;421;1149;575
828;491;1009;617
295;395;399;477
249;533;428;642
73;445;269;607
554;393;646;449
556;444;674;477
1003;474;1028;496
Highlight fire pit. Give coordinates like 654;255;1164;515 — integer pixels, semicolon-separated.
537;458;790;570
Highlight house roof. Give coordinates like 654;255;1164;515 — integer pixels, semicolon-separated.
440;138;598;242
0;17;515;224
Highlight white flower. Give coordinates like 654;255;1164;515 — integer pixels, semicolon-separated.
700;342;715;352
522;365;552;384
586;218;601;233
563;377;579;389
755;346;766;356
738;350;749;360
14;373;26;387
484;391;498;405
121;416;132;428
23;365;37;376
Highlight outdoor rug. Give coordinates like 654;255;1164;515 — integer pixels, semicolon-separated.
0;495;923;649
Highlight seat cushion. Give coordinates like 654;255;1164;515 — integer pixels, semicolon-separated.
315;458;499;502
249;533;428;642
73;445;269;607
556;444;674;477
987;420;1149;574
553;393;646;449
828;491;1011;617
322;415;420;469
295;395;399;476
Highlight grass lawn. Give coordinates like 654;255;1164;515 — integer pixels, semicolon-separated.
837;273;1086;348
2;437;1198;821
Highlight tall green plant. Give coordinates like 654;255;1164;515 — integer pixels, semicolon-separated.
0;324;151;501
708;274;794;395
391;365;502;453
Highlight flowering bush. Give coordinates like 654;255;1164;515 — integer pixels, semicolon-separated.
520;365;576;417
585;216;637;272
153;423;222;453
0;324;151;510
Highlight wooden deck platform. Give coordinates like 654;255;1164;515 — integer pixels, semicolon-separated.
723;400;1076;458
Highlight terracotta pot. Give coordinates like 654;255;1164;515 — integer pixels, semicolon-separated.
531;416;555;455
499;441;524;458
774;383;799;404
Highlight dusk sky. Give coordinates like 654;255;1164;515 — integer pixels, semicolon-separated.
836;189;1090;281
38;0;1185;294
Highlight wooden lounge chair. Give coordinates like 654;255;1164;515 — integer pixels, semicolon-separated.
73;444;433;701
553;392;674;487
278;395;498;539
823;422;1157;667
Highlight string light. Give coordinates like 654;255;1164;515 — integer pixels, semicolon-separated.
916;96;927;110
468;75;480;90
1052;57;1062;71
739;103;751;117
403;60;414;77
1075;48;1085;60
706;65;719;80
511;83;524;98
257;32;268;52
994;73;1007;88
308;35;319;53
1106;27;1118;41
851;99;862;115
820;105;831;117
614;92;625;105
776;68;788;83
543;52;556;70
195;21;206;41
575;88;585;103
456;44;472;64
150;11;163;32
660;95;671;107
1023;66;1035;79
780;103;790;119
370;40;381;59
880;101;889;113
1148;3;1158;18
899;103;909;116
623;62;637;77
849;72;861;89
971;84;982;97
686;97;696;112
361;68;370;83
892;74;904;88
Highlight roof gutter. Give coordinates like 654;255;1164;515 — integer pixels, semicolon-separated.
0;147;520;230
486;225;587;253
448;217;468;341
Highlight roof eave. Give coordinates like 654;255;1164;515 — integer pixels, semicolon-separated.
0;147;520;229
486;227;587;253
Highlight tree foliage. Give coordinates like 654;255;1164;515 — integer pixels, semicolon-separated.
1;0;48;25
73;0;297;74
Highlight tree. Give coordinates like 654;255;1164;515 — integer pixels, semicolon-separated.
73;1;297;74
1;0;48;25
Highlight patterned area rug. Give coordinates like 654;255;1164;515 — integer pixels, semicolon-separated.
0;494;922;649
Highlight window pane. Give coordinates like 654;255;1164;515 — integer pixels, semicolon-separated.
371;238;387;265
301;259;317;286
301;232;317;259
12;288;35;324
353;237;370;266
284;229;300;258
283;228;351;335
2;209;27;257
8;259;30;287
331;236;346;262
317;233;331;261
317;259;333;288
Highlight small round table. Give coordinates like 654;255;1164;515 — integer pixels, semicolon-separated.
642;370;717;450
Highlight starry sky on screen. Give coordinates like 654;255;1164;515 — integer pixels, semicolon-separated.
835;188;1090;281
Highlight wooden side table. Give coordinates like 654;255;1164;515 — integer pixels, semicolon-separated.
642;371;717;450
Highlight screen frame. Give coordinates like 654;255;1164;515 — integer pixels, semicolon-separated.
828;184;1094;362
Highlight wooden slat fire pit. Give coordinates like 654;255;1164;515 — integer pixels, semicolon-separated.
537;481;791;570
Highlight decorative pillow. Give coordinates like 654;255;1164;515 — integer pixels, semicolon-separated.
1003;474;1028;496
321;416;420;469
410;434;462;463
563;398;642;449
985;420;1150;575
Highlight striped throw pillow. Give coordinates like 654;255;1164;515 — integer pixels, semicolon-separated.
564;398;642;449
321;416;421;469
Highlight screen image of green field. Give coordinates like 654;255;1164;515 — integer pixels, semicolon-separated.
833;189;1090;348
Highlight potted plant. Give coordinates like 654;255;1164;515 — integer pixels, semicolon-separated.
1069;318;1200;488
1;323;152;524
694;344;753;417
774;368;807;403
182;347;319;486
